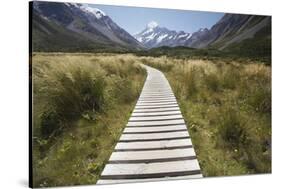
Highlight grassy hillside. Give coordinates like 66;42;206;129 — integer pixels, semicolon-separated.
32;53;146;187
142;57;271;176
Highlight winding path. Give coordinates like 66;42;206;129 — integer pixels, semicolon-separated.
97;65;202;184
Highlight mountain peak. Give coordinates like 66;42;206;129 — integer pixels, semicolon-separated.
64;3;107;19
81;5;106;19
134;23;192;48
147;21;159;29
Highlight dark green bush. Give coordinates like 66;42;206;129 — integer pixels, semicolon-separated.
204;72;221;92
40;109;61;139
39;68;107;140
217;108;247;148
184;67;198;99
238;71;271;114
247;85;271;114
112;77;135;103
221;66;240;90
242;139;271;173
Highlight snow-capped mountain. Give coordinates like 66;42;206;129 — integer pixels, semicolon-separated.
32;1;144;51
134;21;194;48
135;14;271;50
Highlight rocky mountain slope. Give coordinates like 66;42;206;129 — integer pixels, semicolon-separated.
31;1;144;52
191;13;271;50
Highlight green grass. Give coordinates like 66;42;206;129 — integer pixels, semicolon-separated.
32;53;146;187
143;57;271;176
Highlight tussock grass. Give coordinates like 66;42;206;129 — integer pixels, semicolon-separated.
32;53;146;187
144;56;271;176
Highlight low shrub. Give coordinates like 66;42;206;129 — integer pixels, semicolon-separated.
216;108;247;149
184;66;198;99
204;72;221;92
247;84;271;114
221;66;240;90
54;69;106;121
238;65;271;114
37;66;108;141
40;108;61;139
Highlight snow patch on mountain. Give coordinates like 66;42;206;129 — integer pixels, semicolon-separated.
146;32;158;41
142;28;153;35
64;3;106;19
65;3;80;9
136;37;143;42
80;4;106;19
178;33;189;38
157;34;168;43
186;33;192;40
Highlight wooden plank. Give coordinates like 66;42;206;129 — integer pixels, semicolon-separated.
102;160;201;175
131;111;181;117
133;107;180;113
97;174;202;184
123;125;187;133
136;102;178;106
100;170;202;180
109;148;196;161
115;139;193;150
120;131;189;140
114;145;192;152
130;114;182;121
127;119;185;126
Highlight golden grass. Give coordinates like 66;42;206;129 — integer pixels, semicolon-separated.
32;53;146;187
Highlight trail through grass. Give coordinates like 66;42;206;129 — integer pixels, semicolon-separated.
32;53;271;187
143;57;271;176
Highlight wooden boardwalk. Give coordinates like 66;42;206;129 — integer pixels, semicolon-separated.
97;65;202;184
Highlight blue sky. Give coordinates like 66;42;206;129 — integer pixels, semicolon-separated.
89;4;224;35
